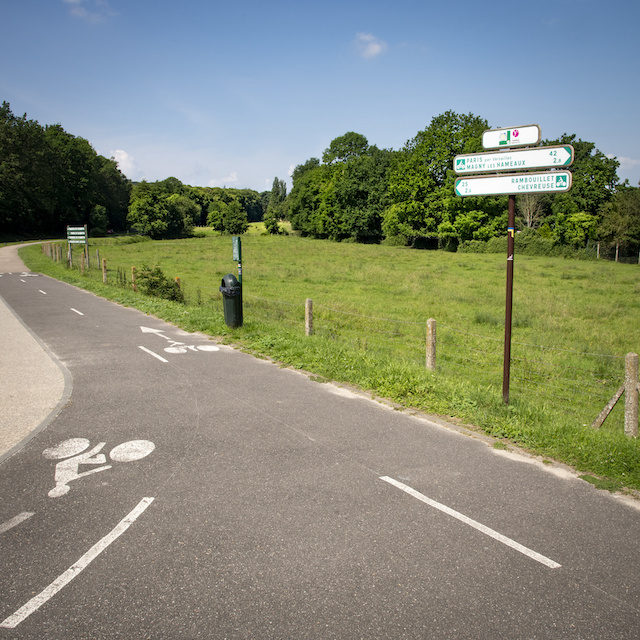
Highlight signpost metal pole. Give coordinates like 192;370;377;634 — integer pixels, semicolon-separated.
503;195;516;404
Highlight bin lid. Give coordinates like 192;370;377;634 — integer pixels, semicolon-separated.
221;273;240;288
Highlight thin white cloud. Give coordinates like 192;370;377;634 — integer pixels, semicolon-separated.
208;171;240;188
354;32;388;59
616;156;640;168
63;0;117;24
111;149;143;181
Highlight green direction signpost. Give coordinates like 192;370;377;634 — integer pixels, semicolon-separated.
455;170;572;197
66;225;88;267
454;145;574;175
67;225;87;245
455;123;573;405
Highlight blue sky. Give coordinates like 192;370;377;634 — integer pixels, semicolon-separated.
2;0;639;191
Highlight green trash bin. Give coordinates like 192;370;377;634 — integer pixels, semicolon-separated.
219;273;243;328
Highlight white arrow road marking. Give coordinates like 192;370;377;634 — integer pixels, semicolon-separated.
138;346;168;363
0;512;34;535
140;326;177;342
380;476;561;569
0;497;155;629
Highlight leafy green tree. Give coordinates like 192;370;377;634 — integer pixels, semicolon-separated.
264;177;287;234
322;132;369;165
166;193;200;235
329;146;396;242
565;212;599;247
0;102;50;234
223;200;249;235
206;200;227;232
0;102;130;238
288;134;396;242
128;189;170;238
292;157;320;181
95;155;131;231
89;204;109;236
598;186;640;257
127;178;200;238
383;111;489;245
544;134;619;218
288;163;331;237
236;189;264;222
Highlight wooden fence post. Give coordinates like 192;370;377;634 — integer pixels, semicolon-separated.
625;352;639;438
305;298;313;336
102;258;107;284
426;318;436;371
132;267;137;292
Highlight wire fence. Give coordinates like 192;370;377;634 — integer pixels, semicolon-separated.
242;291;626;425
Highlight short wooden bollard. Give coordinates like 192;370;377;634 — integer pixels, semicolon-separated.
102;258;107;284
625;352;639;438
305;298;313;336
426;318;436;371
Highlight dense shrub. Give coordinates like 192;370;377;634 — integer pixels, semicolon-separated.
459;229;598;259
136;264;185;303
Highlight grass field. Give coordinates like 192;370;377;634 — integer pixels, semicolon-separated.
21;230;640;493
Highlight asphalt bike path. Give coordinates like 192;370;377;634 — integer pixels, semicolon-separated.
0;267;639;638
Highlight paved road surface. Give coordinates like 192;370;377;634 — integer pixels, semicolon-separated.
1;244;639;639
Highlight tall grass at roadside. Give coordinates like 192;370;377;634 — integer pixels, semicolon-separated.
21;234;640;492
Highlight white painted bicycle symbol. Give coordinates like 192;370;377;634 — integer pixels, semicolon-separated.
140;326;220;355
164;344;220;354
42;438;155;498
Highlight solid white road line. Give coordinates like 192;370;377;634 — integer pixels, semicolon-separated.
38;290;47;295
70;308;84;316
0;497;155;629
380;476;561;569
138;346;169;363
0;512;34;535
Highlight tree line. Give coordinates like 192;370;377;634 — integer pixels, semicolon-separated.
2;103;638;258
0;102;131;237
126;177;267;238
283;111;639;258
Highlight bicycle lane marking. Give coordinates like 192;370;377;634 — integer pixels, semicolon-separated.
380;476;561;569
138;326;220;362
0;497;155;629
138;346;169;362
0;512;34;535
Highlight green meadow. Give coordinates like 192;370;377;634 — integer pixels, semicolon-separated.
21;230;640;493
